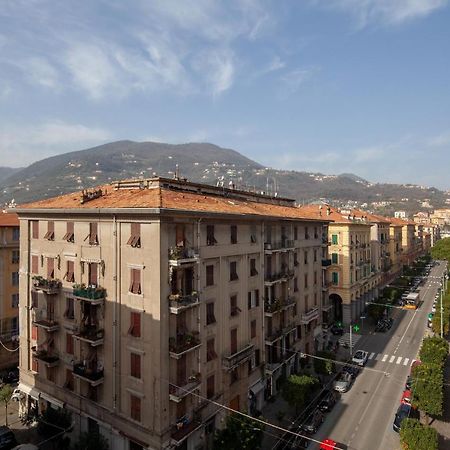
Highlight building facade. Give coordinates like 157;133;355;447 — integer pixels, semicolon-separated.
16;178;330;450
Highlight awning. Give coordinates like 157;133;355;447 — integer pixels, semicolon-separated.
39;392;64;409
249;379;265;396
17;382;39;400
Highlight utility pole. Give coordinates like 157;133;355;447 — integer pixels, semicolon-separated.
349;323;353;357
440;282;444;339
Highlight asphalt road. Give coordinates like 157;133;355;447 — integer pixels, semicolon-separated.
306;261;447;450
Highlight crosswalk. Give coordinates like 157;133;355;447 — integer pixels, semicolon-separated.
338;332;362;348
363;351;413;366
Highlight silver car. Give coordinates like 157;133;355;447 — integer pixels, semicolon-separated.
333;372;353;393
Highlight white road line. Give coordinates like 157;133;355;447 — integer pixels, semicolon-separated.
382;354;388;362
375;353;381;361
393;308;418;355
369;352;375;360
403;358;409;366
396;357;402;365
389;355;396;363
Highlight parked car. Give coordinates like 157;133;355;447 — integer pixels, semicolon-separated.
401;390;412;405
0;426;16;450
333;372;353;393
342;365;360;378
405;375;413;391
393;403;419;432
352;350;369;367
318;390;337;412
320;440;348;450
301;410;324;434
330;324;344;335
0;369;19;385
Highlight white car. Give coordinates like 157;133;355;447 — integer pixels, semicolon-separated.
352;350;369;366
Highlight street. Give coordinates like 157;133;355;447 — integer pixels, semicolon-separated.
306;261;447;450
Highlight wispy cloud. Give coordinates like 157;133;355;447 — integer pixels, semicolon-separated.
313;0;449;27
0;121;112;166
279;66;320;96
427;131;450;147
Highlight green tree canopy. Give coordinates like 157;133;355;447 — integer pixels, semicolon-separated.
431;238;450;265
412;363;443;420
0;385;13;426
419;336;449;365
282;374;319;414
213;413;264;450
400;419;438;450
314;351;336;375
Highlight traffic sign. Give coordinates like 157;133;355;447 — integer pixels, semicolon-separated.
353;324;360;332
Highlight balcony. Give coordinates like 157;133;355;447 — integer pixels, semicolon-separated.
264;297;296;317
322;236;330;245
264;270;294;286
73;326;104;347
32;277;62;295
222;343;254;371
168;246;199;266
73;363;104;386
169;333;201;359
264;240;295;253
72;284;106;304
32;310;59;332
32;348;60;367
301;307;319;325
171;416;202;446
321;259;332;267
169;376;201;402
169;292;200;314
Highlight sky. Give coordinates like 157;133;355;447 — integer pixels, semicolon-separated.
1;0;450;190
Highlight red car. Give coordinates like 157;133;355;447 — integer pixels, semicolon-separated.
401;390;412;405
320;439;348;449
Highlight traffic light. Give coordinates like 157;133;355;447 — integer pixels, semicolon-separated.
353;324;360;332
428;313;434;320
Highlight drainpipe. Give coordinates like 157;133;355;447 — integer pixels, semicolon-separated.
112;215;118;411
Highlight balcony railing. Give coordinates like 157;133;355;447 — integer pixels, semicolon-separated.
169;292;199;314
264;297;296;316
168;246;199;265
301;307;319;324
321;259;332;267
264;270;294;285
32;314;59;332
72;284;106;303
169;376;201;402
73;326;104;346
169;333;201;359
222;343;254;371
32;277;62;295
264;240;295;252
32;347;60;367
171;416;202;446
73;362;104;386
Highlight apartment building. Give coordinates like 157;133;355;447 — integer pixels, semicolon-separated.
0;211;20;370
16;177;330;450
389;218;418;266
388;222;403;280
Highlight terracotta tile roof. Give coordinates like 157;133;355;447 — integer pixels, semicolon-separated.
298;205;371;225
0;211;19;227
17;184;331;223
389;217;416;226
349;209;391;224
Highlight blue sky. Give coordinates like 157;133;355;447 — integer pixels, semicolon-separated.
1;0;450;189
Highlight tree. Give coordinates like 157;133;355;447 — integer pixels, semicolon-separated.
314;351;335;375
0;385;13;426
37;406;72;438
72;432;109;450
431;237;450;265
282;374;319;414
399;419;438;450
419;336;449;365
213;413;264;450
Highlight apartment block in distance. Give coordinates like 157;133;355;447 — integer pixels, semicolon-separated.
16;177;330;450
0;211;20;370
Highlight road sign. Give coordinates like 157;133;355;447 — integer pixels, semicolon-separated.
353;324;360;332
360;316;366;320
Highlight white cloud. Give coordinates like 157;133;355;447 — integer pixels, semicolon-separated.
427;131;450;147
25;57;60;89
0;121;112;166
279;66;319;95
352;146;387;162
313;0;448;27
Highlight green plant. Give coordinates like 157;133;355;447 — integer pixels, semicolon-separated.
399;419;438;450
282;374;319;414
0;385;13;426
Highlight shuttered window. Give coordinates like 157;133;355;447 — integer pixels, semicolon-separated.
65;260;74;282
32;221;39;239
129;269;142;294
66;333;74;355
62;222;74;242
88;263;98;286
230;328;238;355
206;265;214;286
47;258;55;279
32;326;38;341
31;255;39;274
128;312;141;337
130;395;141;422
206;302;216;325
251;320;256;339
43;221;54;240
206;225;217;246
127;223;141;248
130;353;141;379
207;374;215;399
206;338;217;361
85;222;98;245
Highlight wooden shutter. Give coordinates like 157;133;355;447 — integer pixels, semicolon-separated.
32;326;38;341
89;223;98;245
47;258;54;279
32;221;39;239
229;395;240;411
47;299;54;320
175;224;185;247
251;320;256;338
44;221;54;240
66;260;74;282
230;328;237;354
131;353;141;379
31;255;38;274
127;223;141;247
207;375;215;398
130;269;141;294
207;338;217;361
63;222;74;242
129;312;141;337
66;333;74;355
89;263;98;286
255;289;260;307
130;395;141;422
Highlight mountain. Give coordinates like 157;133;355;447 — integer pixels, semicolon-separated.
0;140;447;215
0;166;23;183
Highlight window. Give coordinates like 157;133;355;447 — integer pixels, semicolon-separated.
250;225;257;243
11;294;19;308
11;272;19;286
230;295;240;316
314;227;318;239
66;333;74;355
251;320;256;338
206;265;214;286
64;297;74;320
206;302;216;325
230;225;237;244
31;291;38;309
64;260;75;283
206;338;217;361
247;289;260;309
229;261;238;281
127;223;141;248
88;262;98;286
294;252;299;266
128;312;141;338
314;271;317;285
131;353;141;379
250;258;258;276
43;221;54;240
255;349;261;366
207;375;215;399
47;257;54;279
332;234;338;245
12;227;19;241
62;222;74;242
230;328;238;354
32;221;39;239
294;226;298;240
305;226;309;239
85;222;98;245
129;269;142;294
130;395;141;422
64;369;74;391
32;326;38;341
206;225;217;246
332;272;339;285
31;255;39;274
304;251;308;265
331;253;338;264
314;249;317;262
294;277;298;292
11;250;19;264
304;274;308;289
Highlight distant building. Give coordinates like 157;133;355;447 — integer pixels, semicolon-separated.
394;211;407;219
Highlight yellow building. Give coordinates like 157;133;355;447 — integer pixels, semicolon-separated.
0;211;20;370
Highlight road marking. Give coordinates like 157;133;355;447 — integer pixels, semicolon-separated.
403;358;409;366
389;355;396;363
369;352;375;360
382;354;388;362
396;357;402;365
375;353;381;361
393;308;418;355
